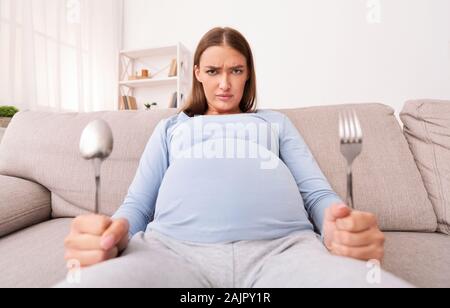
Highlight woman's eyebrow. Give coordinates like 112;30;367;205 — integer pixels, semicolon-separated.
204;65;245;70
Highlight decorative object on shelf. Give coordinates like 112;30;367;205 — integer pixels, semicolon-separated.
128;72;137;81
129;69;152;81
144;102;158;111
119;96;138;110
168;59;178;77
0;106;19;128
141;69;150;78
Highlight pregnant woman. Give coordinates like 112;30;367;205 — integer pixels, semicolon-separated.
57;27;410;288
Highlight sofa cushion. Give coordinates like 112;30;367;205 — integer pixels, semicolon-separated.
384;232;450;288
0;175;51;237
400;100;450;235
0;109;178;217
277;103;437;232
0;218;71;288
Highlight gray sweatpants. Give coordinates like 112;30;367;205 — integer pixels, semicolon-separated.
55;229;412;288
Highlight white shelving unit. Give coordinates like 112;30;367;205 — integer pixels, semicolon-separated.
118;43;192;110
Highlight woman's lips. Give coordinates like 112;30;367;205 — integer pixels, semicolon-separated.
216;95;233;102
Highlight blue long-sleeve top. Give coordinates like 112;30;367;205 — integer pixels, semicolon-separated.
112;110;343;243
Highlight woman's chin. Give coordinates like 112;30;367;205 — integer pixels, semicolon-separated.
213;101;240;112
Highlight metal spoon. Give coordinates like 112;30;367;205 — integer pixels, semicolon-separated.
79;119;114;214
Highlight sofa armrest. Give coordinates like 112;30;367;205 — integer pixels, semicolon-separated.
0;175;51;237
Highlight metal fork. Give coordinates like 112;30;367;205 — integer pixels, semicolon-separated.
339;110;363;210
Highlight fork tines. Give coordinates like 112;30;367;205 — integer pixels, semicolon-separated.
339;109;363;144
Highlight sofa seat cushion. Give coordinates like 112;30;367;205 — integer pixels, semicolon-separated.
384;232;450;288
0;221;448;288
0;218;71;288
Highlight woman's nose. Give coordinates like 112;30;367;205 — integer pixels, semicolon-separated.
219;73;231;90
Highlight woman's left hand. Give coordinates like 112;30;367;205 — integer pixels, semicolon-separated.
322;203;385;262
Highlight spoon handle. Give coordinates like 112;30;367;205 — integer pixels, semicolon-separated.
93;158;102;214
95;175;100;214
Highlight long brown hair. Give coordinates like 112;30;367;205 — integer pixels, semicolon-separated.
180;27;257;117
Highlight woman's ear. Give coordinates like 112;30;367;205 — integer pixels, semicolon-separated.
194;65;202;83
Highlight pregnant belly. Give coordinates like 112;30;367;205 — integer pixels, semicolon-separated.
153;139;311;235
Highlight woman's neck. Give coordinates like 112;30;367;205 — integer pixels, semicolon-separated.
205;109;242;116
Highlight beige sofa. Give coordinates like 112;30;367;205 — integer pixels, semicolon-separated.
0;101;449;288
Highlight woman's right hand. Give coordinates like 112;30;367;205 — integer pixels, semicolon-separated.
64;215;130;267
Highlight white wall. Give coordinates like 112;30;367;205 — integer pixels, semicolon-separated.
123;0;450;115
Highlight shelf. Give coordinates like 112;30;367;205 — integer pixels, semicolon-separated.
119;77;178;88
120;45;178;59
119;42;191;110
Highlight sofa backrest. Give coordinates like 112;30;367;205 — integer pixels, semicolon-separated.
0;109;178;218
0;104;438;232
276;103;437;232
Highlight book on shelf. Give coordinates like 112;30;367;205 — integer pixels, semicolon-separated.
169;92;177;108
168;92;184;108
168;59;177;77
119;96;138;110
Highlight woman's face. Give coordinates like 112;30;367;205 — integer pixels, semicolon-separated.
195;45;249;115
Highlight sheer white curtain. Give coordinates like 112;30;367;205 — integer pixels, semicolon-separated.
0;0;122;112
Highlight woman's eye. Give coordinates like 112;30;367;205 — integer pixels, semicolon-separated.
233;69;243;74
206;70;217;76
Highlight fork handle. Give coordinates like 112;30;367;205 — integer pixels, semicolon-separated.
346;165;354;210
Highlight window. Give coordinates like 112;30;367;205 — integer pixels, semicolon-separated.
0;0;121;112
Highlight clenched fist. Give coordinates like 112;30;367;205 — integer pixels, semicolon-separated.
64;215;130;267
323;204;385;262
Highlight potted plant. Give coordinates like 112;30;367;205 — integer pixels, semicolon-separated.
0;106;19;128
144;102;158;111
